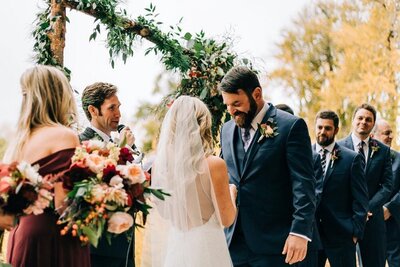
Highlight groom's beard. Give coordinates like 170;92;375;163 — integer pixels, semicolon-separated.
233;97;257;129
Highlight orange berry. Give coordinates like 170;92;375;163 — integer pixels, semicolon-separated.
72;224;78;230
72;230;77;237
60;229;67;235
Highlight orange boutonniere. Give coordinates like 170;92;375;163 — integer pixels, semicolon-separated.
257;118;279;143
330;148;340;168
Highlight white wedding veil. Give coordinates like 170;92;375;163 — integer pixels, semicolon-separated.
142;96;229;267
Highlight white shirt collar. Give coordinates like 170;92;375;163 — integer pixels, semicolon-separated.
90;125;111;142
316;141;336;154
250;102;269;130
351;132;370;148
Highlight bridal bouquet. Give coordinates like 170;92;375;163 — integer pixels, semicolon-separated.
57;140;168;247
0;161;53;216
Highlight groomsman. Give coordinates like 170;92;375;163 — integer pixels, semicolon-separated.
372;119;400;267
338;103;393;267
80;82;136;267
313;110;368;267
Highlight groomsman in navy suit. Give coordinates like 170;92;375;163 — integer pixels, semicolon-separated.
372;119;400;267
313;110;369;267
80;82;136;267
338;103;393;267
219;66;316;266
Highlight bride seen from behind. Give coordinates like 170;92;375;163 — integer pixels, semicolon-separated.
144;95;236;267
4;65;90;266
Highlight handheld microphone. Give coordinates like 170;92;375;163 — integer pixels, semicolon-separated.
117;124;141;156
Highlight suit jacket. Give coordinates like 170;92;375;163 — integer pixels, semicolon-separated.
79;127;134;260
337;136;393;215
221;104;316;255
385;149;400;226
313;143;368;246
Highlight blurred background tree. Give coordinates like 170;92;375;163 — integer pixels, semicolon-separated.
270;0;400;146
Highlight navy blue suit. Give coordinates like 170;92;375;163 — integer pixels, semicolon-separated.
79;127;135;267
314;143;369;267
338;136;393;267
299;152;323;267
385;149;400;266
221;104;316;266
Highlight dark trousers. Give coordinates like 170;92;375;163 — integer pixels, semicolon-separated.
386;218;400;267
298;249;317;267
358;213;386;267
229;224;297;267
91;254;134;267
317;242;356;267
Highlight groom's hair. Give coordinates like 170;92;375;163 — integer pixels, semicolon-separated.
315;110;339;129
219;66;260;95
81;82;118;120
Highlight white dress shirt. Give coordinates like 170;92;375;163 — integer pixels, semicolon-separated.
351;133;370;164
241;102;269;152
315;142;336;174
90;125;112;142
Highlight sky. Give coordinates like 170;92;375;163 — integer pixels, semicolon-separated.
0;0;312;143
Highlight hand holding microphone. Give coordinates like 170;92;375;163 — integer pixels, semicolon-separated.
117;124;140;156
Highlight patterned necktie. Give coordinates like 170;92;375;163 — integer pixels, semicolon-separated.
357;141;366;169
320;149;327;173
243;127;251;148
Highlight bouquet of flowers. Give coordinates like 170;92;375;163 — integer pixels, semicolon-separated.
57;140;168;247
0;161;53;216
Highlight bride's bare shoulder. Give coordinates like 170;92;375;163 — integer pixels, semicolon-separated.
206;156;227;174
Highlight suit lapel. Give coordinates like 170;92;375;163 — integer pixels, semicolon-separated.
365;140;374;173
227;122;241;181
343;135;354;150
242;105;277;179
323;144;339;186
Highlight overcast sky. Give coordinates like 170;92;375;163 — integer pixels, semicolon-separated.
0;0;312;142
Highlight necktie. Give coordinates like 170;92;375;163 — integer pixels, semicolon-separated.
243;127;251;148
357;141;366;169
320;149;327;173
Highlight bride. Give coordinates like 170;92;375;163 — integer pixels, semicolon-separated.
145;95;237;267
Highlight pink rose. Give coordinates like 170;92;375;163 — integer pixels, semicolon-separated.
0;177;15;193
107;212;133;234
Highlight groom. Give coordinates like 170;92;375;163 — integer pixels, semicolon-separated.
80;82;136;267
219;66;316;266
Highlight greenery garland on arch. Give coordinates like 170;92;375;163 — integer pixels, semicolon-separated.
33;0;255;137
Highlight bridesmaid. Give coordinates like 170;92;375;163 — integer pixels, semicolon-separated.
5;65;90;267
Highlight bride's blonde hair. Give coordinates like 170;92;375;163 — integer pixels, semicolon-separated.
5;65;77;161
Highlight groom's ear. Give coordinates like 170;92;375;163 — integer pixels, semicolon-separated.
252;87;262;100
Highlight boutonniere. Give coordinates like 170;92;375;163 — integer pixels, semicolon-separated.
390;150;396;161
330;148;340;168
257;118;279;143
369;140;379;159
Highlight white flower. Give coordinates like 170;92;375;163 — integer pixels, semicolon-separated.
91;184;106;203
87;140;106;151
107;212;133;234
85;153;105;174
109;175;124;188
17;162;42;184
104;187;128;207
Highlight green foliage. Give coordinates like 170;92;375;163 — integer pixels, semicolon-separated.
33;5;71;77
35;1;256;141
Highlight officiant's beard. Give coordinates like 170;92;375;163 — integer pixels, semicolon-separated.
233;96;257;128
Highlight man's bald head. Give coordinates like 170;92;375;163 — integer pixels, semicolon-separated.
372;119;393;146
